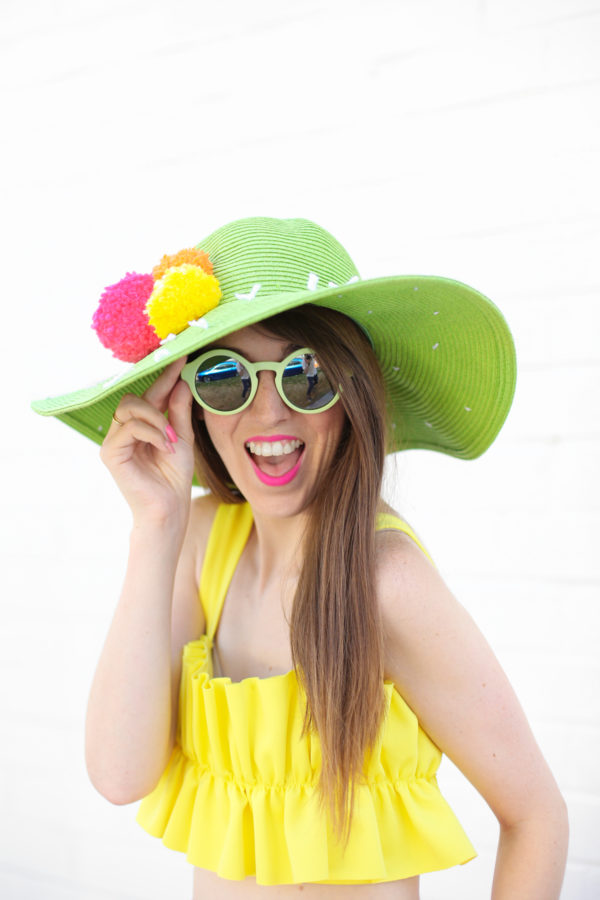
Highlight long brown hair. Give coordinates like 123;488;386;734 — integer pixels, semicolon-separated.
192;304;388;840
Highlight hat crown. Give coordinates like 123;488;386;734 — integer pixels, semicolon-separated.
197;217;360;304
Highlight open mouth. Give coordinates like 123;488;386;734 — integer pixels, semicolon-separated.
244;438;305;485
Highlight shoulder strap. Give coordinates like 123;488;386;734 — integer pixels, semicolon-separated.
199;502;254;639
375;513;434;564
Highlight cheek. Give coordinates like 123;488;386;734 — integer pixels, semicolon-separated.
202;412;240;465
203;414;226;450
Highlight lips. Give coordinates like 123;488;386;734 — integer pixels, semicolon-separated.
244;435;305;486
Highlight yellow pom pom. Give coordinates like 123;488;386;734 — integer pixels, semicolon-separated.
146;265;221;339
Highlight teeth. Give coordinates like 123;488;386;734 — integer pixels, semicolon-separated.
247;439;303;457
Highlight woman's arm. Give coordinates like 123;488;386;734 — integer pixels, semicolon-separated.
377;531;569;900
85;360;207;805
85;514;199;805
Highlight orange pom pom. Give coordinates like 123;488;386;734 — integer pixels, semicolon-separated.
152;248;213;280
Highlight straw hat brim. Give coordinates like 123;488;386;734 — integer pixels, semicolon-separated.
31;274;516;459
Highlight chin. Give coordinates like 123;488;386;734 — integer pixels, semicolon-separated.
233;474;316;521
245;490;312;521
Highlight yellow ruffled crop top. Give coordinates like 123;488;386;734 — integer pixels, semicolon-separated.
137;502;476;885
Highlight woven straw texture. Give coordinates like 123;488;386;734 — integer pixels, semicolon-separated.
32;217;516;458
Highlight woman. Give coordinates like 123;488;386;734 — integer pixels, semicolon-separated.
33;217;568;897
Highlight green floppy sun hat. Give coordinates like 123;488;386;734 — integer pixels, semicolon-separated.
31;216;516;458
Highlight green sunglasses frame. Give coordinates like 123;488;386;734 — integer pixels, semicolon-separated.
181;347;340;416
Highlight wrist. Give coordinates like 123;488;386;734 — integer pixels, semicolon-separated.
129;511;189;553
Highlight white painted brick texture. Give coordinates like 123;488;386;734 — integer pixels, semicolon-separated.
3;0;599;897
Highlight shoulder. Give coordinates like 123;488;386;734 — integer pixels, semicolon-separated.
375;502;438;609
188;491;222;538
186;492;222;584
375;528;441;613
376;513;464;675
171;492;222;650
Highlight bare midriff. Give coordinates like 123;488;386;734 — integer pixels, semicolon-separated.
193;869;420;898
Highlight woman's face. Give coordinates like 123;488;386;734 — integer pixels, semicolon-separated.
199;325;347;519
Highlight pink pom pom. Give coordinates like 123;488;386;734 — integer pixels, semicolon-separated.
92;272;160;362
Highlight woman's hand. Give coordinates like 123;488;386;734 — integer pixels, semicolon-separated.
100;358;195;528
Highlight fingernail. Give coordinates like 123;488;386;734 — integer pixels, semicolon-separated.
165;424;178;443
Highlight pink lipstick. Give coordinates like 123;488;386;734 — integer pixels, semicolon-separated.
245;434;305;487
246;434;299;443
248;453;304;486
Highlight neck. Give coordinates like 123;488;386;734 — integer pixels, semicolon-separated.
248;506;308;593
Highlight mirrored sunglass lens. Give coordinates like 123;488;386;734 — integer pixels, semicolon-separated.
194;354;251;411
281;353;336;410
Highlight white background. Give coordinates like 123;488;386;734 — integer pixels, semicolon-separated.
2;0;599;897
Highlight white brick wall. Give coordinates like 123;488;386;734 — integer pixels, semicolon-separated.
3;1;599;896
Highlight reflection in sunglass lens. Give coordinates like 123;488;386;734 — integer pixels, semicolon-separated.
194;354;251;412
281;352;336;411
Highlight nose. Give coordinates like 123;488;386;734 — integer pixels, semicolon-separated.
251;371;289;420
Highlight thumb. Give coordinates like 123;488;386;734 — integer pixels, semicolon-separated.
166;379;195;444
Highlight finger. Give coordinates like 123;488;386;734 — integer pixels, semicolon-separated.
105;417;174;458
110;394;175;442
165;379;195;444
144;357;188;411
108;394;138;435
103;404;170;450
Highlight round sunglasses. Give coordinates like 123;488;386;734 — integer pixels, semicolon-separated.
181;347;340;415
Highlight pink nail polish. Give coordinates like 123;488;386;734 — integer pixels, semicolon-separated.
165;424;178;443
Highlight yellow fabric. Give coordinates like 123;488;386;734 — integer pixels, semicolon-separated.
137;502;476;885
